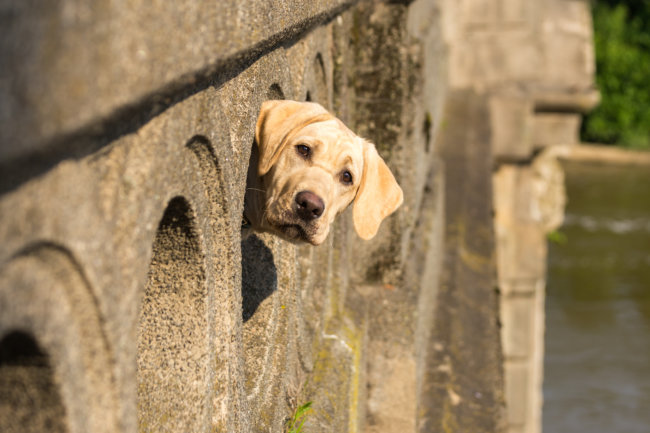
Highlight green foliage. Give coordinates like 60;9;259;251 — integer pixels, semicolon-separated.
286;401;312;433
547;230;568;245
581;1;650;149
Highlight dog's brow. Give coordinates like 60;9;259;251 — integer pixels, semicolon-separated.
280;113;334;148
340;155;353;167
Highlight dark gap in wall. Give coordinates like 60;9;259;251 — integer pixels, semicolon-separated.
243;84;286;235
312;53;328;106
268;83;285;100
0;330;69;433
533;105;586;115
423;111;432;153
241;234;278;323
314;53;326;77
0;330;47;366
493;146;544;168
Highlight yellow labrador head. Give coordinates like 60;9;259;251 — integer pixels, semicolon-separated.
252;100;403;245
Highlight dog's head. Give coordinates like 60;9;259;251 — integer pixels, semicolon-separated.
253;100;403;245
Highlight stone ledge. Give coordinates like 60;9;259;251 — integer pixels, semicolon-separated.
556;144;650;166
532;89;600;114
0;0;358;164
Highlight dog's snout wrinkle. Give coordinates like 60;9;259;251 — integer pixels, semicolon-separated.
295;191;325;221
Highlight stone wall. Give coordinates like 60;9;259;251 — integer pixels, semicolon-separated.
0;1;595;432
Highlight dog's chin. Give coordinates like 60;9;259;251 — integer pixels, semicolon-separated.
277;224;313;244
265;214;325;245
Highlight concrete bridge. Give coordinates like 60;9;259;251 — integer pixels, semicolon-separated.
0;1;596;432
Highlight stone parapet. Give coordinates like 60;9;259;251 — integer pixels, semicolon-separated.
0;1;453;432
0;0;596;432
0;0;356;162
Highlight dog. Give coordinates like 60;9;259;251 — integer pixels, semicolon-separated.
243;100;403;245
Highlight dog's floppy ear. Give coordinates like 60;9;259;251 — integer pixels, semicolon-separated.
255;100;332;176
353;142;403;240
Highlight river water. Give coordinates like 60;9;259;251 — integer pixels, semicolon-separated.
543;160;650;433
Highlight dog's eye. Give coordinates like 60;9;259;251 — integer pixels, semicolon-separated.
296;144;311;158
340;170;353;185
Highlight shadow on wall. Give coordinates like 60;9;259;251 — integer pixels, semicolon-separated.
241;235;278;323
239;82;283;324
0;331;68;433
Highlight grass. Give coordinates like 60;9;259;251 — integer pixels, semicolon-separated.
547;230;568;245
285;401;313;433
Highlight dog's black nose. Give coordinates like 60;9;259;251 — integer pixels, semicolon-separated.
295;191;325;221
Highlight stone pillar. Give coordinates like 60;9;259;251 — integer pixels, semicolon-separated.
437;0;598;431
493;151;566;433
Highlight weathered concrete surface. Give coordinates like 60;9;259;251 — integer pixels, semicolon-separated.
0;85;243;432
0;1;445;431
0;0;355;161
0;0;359;194
0;0;596;432
342;3;453;432
420;90;506;433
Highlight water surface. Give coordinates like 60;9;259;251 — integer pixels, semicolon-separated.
543;160;650;433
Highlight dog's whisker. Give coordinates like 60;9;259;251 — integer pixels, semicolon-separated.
261;208;270;224
246;187;266;194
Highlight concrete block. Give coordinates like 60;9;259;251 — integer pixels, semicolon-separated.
500;0;529;25
504;363;529;427
493;161;563;281
490;96;534;161
365;351;417;433
463;0;496;25
493;147;566;272
540;0;596;90
532;113;581;147
501;295;535;359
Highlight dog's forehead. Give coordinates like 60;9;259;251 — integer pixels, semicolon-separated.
295;120;363;155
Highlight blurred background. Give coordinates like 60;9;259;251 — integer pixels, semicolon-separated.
543;1;650;432
581;0;650;150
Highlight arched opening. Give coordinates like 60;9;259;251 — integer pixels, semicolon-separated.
137;196;209;432
0;330;68;433
267;83;285;100
310;53;328;106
